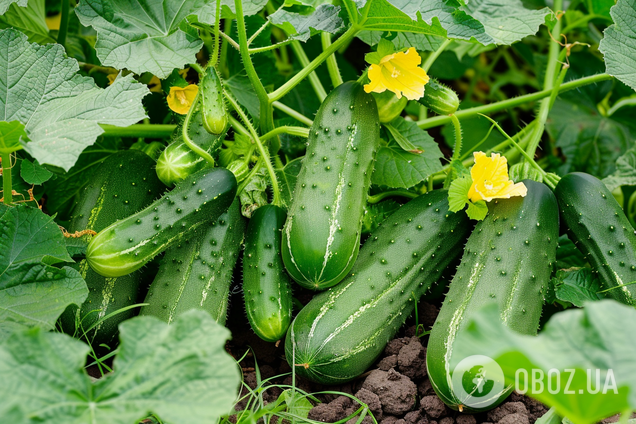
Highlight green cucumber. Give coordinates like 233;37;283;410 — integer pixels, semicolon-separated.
282;81;381;290
417;78;460;115
200;67;228;135
86;168;237;278
285;190;470;384
59;150;164;347
372;90;408;123
555;172;636;306
426;180;559;412
243;204;293;342
141;199;245;324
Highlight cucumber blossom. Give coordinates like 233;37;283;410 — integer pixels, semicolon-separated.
282;81;381;290
200;67;228;135
141;199;246;324
418;79;460;115
86;168;237;278
243;205;293;342
555;172;636;306
426;180;559;412
285;190;470;384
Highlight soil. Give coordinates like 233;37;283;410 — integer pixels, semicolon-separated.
225;298;628;424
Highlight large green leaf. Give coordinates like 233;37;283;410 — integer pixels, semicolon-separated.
550;268;605;307
599;0;636;91
357;30;445;52
0;310;241;424
602;146;636;191
0;29;148;171
197;0;269;23
0;0;25;15
0;0;53;44
269;4;344;42
453;301;636;424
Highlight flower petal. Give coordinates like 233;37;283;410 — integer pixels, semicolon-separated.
167;84;198;115
364;46;428;100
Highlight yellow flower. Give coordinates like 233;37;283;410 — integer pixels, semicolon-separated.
167;84;199;115
364;47;430;101
468;152;527;202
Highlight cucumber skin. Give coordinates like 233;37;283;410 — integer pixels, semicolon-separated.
285;190;470;384
200;67;228;135
418;79;460;115
282;82;380;290
141;199;245;324
555;172;636;306
426;181;559;413
243;205;293;342
156;141;208;187
86;168;237;278
60;151;164;347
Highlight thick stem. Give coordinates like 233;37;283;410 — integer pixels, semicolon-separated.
182;93;216;166
422;39;452;72
367;190;418;204
100;124;176;138
291;41;328;101
416;73;613;130
450;114;462;161
211;0;222;66
261;126;310;142
1;152;13;204
57;0;70;49
272;101;313;126
219;19;232;77
269;26;360;102
321;32;343;88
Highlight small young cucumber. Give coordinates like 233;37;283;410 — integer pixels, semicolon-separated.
282;81;380;290
200;67;228;135
417;78;460;115
86;168;237;278
285;190;470;384
426;180;559;413
372;90;408;123
243;205;293;342
555;172;636;305
141;199;245;324
59;150;164;348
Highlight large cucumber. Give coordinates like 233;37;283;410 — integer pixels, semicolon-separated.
86;168;237;278
59;150;164;347
426;180;559;412
140;199;245;324
285;190;470;384
243;205;293;342
282;82;380;290
555;172;636;306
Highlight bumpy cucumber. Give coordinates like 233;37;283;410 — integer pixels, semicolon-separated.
426;180;559;412
200;67;228;135
282;81;380;290
87;168;237;278
555;172;636;305
417;78;460;115
285;190;470;384
59;151;164;347
141;199;245;324
243;205;293;342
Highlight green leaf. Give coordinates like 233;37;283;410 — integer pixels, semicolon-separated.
197;0;268;23
0;403;28;424
0;29;148;171
64;236;89;258
599;0;636;91
385;120;423;153
556;235;588;269
0;121;27;154
358;31;446;52
551;268;605;308
466;199;488;220
448;174;472;212
20;159;52;185
75;0;208;78
277;156;303;209
225;75;260;122
268;4;344;42
453;300;636;424
0;310;241;424
0;0;25;15
281;389;313;419
362;199;400;235
602;146;636;191
372;118;443;189
0;0;54;44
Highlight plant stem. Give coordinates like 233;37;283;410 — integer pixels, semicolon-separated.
218;30;240;51
422;39;452;72
100;124;176;138
248;39;293;54
210;0;222;66
1;152;12;204
247;20;270;46
368;190;418;204
229;116;251;138
450;114;462;160
416;73;612;130
57;0;70;49
322;32;343;88
225;90;282;207
272;101;314;126
269;26;360;102
219;19;232;77
291;41;328;102
189;62;204;76
261;126;310;142
182;93;216;166
562;14;611;34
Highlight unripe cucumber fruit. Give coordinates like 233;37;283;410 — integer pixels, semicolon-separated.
200;67;228;135
140;199;245;324
243;204;293;342
372;90;408;123
555;172;636;306
285;190;470;384
86;168;237;278
282;81;381;290
418;78;460;115
426;180;559;413
59;151;164;347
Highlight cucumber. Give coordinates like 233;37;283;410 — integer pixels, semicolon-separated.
59;150;164;348
285;190;470;384
426;180;559;412
555;172;636;306
243;204;293;342
417;78;460;115
86;168;237;278
200;67;228;135
140;199;245;324
372;90;408;123
282;81;381;290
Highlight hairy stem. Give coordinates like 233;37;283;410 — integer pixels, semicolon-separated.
322;32;343;88
422;39;452;72
100;124;176;138
211;0;222;66
291;41;328;101
1;152;13;204
182;93;216;166
261;126;310;142
450;114;462;161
